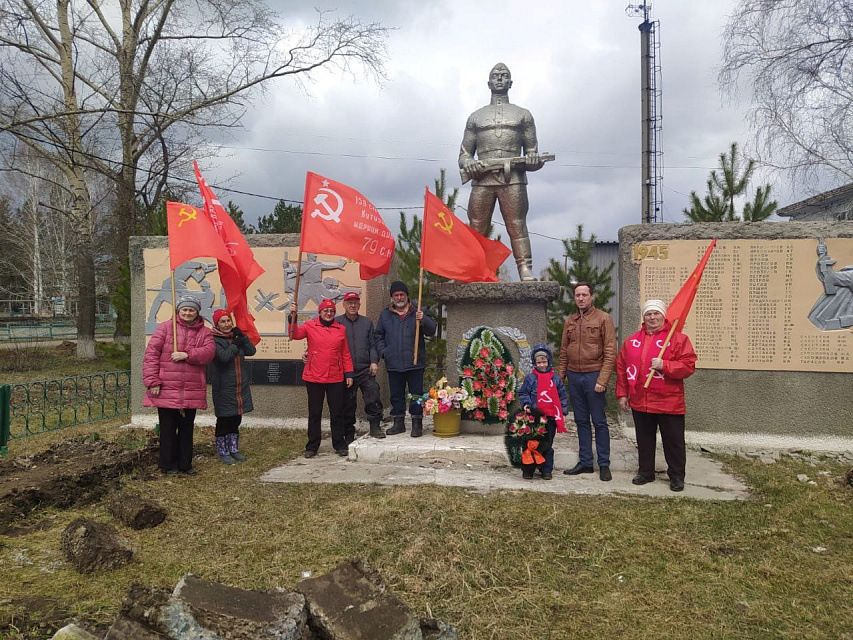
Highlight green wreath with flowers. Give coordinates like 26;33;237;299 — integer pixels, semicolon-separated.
459;327;520;425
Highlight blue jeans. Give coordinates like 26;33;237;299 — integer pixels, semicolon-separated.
387;369;424;416
567;370;610;468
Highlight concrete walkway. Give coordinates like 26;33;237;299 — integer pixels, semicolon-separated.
260;418;749;501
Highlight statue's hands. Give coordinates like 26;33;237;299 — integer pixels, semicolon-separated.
462;158;485;179
525;151;544;171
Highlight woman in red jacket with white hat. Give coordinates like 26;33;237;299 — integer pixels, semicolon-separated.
616;299;697;492
289;299;354;458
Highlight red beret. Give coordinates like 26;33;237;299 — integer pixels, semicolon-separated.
213;309;230;326
318;299;336;312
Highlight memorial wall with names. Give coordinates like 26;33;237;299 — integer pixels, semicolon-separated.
635;238;853;373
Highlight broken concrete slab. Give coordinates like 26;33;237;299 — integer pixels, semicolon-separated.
60;518;134;573
296;559;425;640
109;575;309;639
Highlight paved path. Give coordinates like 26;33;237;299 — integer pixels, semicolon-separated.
261;420;749;501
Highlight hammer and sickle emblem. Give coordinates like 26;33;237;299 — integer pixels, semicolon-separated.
626;365;638;381
311;187;344;224
178;207;197;228
434;210;454;233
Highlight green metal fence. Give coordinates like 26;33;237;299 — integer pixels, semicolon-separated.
0;370;131;456
0;320;115;342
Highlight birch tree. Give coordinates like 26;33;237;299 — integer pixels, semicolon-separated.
720;0;853;186
0;0;389;354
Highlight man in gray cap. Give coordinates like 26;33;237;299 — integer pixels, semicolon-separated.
336;291;384;440
375;281;437;437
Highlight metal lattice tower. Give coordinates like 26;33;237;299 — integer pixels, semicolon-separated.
627;3;663;223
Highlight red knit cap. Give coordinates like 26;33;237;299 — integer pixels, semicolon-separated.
318;299;336;312
213;309;230;327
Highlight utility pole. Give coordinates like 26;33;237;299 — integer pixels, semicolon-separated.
626;3;663;223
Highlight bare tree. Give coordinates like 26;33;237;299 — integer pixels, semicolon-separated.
720;0;853;186
0;0;389;353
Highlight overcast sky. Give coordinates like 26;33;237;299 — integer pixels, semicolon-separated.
202;0;791;278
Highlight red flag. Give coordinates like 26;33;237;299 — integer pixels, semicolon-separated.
421;189;511;282
194;162;264;344
667;238;717;332
166;202;236;271
300;172;394;280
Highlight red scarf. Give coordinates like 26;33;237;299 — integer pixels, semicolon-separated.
535;370;566;433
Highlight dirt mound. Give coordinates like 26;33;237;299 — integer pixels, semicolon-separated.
0;437;158;533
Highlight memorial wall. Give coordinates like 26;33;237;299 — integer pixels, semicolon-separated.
619;222;853;448
635;238;853;373
143;247;368;360
130;235;391;423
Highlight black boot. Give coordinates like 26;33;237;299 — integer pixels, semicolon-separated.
386;415;406;436
369;418;386;439
410;416;423;438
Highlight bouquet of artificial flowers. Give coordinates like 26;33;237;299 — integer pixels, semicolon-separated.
409;377;476;416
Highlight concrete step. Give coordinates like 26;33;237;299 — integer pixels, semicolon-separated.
349;416;639;473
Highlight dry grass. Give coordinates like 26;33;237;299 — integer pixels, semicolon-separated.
1;422;852;639
0;342;130;382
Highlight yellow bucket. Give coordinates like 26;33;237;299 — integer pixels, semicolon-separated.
432;410;461;438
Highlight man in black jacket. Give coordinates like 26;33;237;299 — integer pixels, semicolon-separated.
374;281;437;437
336;292;385;440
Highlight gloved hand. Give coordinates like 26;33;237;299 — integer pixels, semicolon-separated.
231;327;244;339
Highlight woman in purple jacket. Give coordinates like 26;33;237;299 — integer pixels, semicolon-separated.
143;297;215;475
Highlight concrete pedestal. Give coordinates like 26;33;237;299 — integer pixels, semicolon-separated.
431;281;561;386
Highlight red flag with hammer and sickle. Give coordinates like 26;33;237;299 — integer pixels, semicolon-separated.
194;162;264;344
300;172;395;280
166;201;236;272
420;188;511;282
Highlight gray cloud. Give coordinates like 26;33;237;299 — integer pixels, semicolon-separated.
201;0;787;278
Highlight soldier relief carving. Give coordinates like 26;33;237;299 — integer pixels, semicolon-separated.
459;63;553;281
808;237;853;330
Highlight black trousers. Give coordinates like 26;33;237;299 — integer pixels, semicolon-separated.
632;410;686;481
215;414;242;437
306;381;347;453
343;370;383;440
158;407;197;472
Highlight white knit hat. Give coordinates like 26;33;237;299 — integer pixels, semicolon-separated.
642;299;667;317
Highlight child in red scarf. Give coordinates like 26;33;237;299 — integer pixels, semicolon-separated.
517;344;569;480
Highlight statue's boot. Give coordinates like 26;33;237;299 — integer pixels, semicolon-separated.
512;235;536;281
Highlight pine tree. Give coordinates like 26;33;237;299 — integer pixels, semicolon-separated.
544;224;615;347
257;200;302;233
684;142;777;222
227;200;255;234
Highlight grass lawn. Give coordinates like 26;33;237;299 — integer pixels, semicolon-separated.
0;342;131;384
1;420;851;639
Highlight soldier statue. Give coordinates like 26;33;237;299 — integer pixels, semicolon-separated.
459;63;552;281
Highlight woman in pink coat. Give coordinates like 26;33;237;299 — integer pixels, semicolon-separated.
143;296;215;475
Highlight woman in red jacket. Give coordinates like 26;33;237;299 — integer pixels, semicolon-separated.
289;299;354;458
616;299;697;492
143;296;215;475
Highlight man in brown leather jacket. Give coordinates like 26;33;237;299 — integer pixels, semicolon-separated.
558;282;617;481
